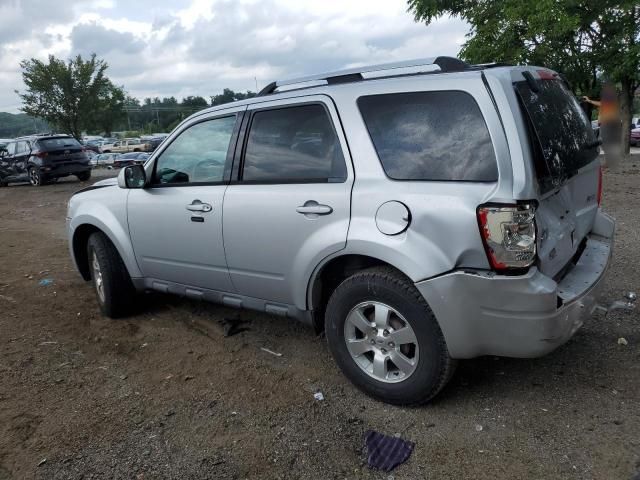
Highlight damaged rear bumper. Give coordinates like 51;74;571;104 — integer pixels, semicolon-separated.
416;210;615;359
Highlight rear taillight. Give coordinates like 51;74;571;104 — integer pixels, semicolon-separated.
35;151;48;158
597;164;603;206
477;203;537;271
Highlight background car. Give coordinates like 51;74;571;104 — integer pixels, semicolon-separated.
630;127;640;147
0;134;91;186
113;152;144;168
90;152;120;167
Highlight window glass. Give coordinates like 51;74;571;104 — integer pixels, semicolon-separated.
16;141;29;154
154;115;236;185
39;137;80;149
358;91;498;181
515;79;598;193
5;142;15;155
242;104;347;183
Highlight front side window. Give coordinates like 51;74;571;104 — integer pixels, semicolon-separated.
5;142;16;156
242;104;347;183
358;91;498;181
154;115;236;185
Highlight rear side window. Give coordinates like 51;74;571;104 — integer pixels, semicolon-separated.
242;104;347;183
358;91;498;181
39;137;81;149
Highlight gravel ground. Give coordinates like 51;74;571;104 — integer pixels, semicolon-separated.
0;162;639;480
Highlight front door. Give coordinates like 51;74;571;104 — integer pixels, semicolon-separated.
223;96;353;307
128;110;243;291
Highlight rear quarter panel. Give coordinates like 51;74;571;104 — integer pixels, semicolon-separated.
324;73;514;282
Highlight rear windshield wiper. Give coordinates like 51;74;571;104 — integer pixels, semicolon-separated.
582;139;602;150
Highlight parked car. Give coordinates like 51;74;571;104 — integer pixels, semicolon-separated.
100;138;149;154
67;58;616;405
113;152;148;168
91;153;120;167
143;136;167;152
631;127;640;147
1;134;91;186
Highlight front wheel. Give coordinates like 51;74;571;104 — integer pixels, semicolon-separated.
76;171;91;181
325;267;456;405
87;232;136;318
28;167;42;186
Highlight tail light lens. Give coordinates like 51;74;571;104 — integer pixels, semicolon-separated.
477;203;537;271
597;164;603;206
35;151;48;158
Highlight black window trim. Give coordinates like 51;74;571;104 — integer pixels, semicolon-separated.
231;101;348;185
356;89;499;184
149;112;243;188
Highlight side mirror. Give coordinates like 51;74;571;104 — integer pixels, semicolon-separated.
118;164;146;189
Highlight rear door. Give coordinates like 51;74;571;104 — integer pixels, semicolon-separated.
513;70;601;278
223;95;353;307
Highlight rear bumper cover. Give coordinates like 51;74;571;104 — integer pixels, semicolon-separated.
416;210;615;359
42;162;91;177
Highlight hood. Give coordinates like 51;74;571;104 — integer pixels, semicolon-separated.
92;177;118;187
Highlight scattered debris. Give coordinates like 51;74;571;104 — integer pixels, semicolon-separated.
119;375;128;380
0;294;16;303
164;374;173;380
313;392;324;401
165;409;176;417
475;424;484;432
618;337;628;346
39;341;58;346
260;347;283;357
220;317;250;337
37;458;47;467
184;375;195;381
364;430;414;472
38;279;54;287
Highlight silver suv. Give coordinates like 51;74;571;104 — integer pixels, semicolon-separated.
67;57;614;405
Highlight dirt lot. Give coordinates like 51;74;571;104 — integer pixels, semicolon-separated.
1;164;639;480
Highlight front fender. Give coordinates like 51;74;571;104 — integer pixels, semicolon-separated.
68;190;141;278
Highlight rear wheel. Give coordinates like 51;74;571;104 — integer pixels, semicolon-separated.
28;167;42;186
76;171;91;181
87;232;136;318
325;266;456;405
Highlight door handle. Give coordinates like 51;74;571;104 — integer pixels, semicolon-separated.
296;201;333;216
186;200;212;213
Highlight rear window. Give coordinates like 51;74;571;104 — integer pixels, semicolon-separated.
38;137;81;149
515;78;598;192
357;91;498;181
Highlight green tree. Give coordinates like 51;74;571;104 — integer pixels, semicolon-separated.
210;88;256;106
408;0;640;155
17;54;125;140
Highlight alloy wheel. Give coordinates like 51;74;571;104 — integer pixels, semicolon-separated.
343;301;419;383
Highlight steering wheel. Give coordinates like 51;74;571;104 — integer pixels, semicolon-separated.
192;159;224;182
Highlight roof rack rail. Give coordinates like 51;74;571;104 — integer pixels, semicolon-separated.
258;56;470;96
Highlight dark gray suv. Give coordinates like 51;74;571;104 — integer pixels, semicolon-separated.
0;135;91;186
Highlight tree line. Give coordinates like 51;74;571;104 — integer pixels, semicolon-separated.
408;0;640;155
16;54;256;139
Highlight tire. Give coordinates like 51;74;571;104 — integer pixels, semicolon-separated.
28;166;42;186
87;232;136;318
325;266;456;405
76;171;91;181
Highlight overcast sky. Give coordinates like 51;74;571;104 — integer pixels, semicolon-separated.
0;0;468;113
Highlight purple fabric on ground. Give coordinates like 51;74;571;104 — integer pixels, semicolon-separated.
364;430;415;472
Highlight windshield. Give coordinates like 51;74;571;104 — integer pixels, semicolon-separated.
515;78;598;193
